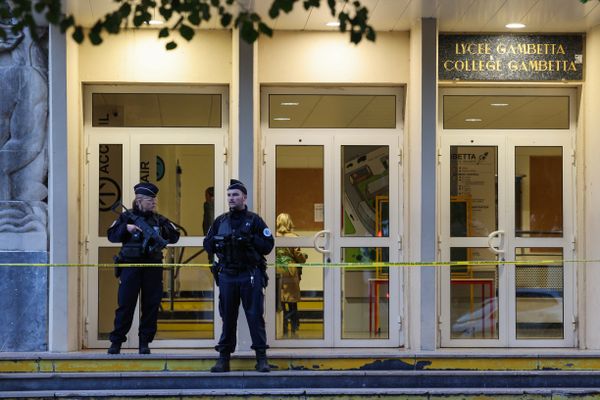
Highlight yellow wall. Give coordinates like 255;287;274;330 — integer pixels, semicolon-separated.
79;29;232;83
258;31;410;83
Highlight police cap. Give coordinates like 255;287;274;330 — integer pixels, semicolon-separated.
227;179;247;195
134;182;159;198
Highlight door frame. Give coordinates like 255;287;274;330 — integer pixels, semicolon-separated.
83;84;229;349
438;87;577;348
261;86;405;348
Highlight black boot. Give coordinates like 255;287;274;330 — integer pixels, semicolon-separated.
107;342;121;355
211;353;230;372
139;340;151;354
255;350;270;373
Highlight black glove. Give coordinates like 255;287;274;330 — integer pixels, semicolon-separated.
236;234;254;249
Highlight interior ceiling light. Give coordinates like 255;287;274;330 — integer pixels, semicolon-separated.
505;22;525;29
273;117;291;121
465;118;482;122
280;102;299;106
490;103;509;107
326;21;341;27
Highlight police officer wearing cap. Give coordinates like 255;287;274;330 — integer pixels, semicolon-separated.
107;182;180;355
204;179;274;372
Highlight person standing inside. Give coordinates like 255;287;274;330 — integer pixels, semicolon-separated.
107;182;180;355
203;179;274;373
275;213;307;337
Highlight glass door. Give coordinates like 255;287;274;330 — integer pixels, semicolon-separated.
86;130;226;349
440;133;575;347
264;133;402;347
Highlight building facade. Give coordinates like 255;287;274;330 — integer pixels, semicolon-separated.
2;0;600;354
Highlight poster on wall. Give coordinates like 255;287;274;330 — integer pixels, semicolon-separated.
450;146;497;237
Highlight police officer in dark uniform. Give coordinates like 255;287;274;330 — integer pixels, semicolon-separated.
107;182;180;355
204;179;274;373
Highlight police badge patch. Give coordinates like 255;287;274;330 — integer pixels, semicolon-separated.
263;228;272;237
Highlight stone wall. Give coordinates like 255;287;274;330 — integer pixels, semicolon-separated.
0;23;49;351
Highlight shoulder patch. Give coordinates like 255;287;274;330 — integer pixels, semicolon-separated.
263;228;272;237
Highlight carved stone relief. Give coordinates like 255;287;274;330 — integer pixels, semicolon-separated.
0;21;48;250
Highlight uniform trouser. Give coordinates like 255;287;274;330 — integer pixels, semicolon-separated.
109;266;163;344
215;268;268;354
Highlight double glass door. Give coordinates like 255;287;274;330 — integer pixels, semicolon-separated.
86;130;225;349
264;133;402;347
440;132;575;347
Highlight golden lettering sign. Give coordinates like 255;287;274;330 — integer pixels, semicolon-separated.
439;34;583;81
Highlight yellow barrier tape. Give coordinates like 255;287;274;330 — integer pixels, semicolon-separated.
0;259;595;268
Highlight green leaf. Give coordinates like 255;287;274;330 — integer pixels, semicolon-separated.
220;13;232;27
72;26;84;43
59;15;75;32
158;27;169;37
166;40;178;50
240;21;259;43
89;30;103;45
258;22;273;36
179;24;195;41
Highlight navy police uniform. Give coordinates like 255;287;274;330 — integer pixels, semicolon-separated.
203;180;274;371
107;183;180;354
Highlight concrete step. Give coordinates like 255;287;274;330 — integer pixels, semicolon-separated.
4;388;600;399
4;370;600;393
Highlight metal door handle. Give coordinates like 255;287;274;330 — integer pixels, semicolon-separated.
487;230;505;254
312;230;331;254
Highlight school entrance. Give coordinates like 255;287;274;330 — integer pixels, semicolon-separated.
83;85;228;349
438;88;577;347
262;87;405;347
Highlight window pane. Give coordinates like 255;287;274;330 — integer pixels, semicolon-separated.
342;145;389;237
341;247;389;339
450;248;498;340
450;146;498;237
443;96;569;129
515;147;563;238
269;94;396;128
276;146;324;237
92;93;222;127
515;248;564;340
98;144;123;236
275;247;324;340
157;247;214;340
140;144;214;237
98;247;120;340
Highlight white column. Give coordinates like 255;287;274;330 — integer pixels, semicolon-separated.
48;25;76;352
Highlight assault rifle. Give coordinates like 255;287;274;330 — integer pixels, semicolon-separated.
112;202;169;255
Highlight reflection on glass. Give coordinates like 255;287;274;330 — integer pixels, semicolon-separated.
341;247;389;339
99;144;123;236
98;247;120;340
450;248;498;340
515;147;563;238
92;93;222;127
275;246;323;340
99;246;215;341
450;146;498;237
515;248;564;340
342;145;389;237
269;94;396;128
157;246;214;340
140;144;214;237
443;95;569;129
276;146;324;237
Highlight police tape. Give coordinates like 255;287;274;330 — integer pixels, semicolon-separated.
0;259;594;268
